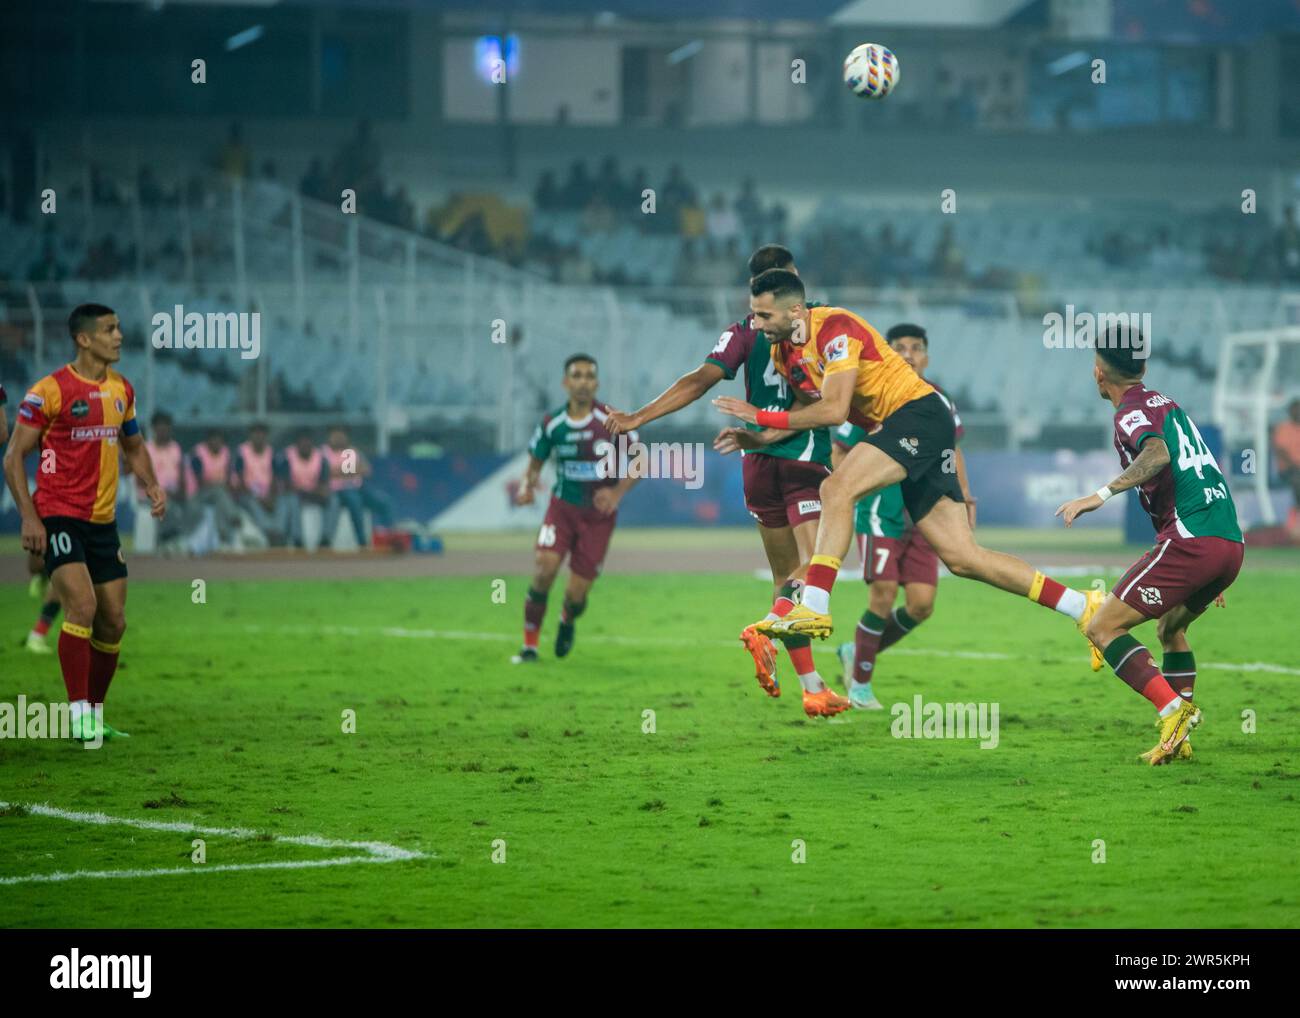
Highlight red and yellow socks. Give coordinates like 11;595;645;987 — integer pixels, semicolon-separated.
800;556;841;615
765;578;803;622
57;621;92;702
1104;634;1180;713
1027;570;1087;620
784;635;826;693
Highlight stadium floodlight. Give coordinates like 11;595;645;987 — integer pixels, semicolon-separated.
1214;325;1300;526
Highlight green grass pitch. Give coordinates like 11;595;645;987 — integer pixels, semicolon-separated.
1;546;1299;928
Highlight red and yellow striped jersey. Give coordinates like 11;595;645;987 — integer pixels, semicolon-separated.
772;307;933;429
16;365;139;523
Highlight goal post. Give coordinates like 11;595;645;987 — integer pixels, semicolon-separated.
1214;325;1300;527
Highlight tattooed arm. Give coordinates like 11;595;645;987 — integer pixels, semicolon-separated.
1055;438;1169;527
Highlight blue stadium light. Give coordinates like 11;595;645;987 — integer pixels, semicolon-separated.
224;25;265;52
475;35;520;83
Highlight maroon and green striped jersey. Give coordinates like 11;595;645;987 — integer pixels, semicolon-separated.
1112;384;1242;543
527;402;635;508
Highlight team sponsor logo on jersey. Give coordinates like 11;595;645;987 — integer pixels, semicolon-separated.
1118;409;1152;436
70;399;90;419
824;335;849;363
797;499;821;516
561;460;600;481
71;425;120;441
711;330;733;354
1137;585;1163;606
898;437;919;456
1146;394;1172;409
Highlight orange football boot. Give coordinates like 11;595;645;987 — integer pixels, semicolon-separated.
740;625;780;697
802;687;851;718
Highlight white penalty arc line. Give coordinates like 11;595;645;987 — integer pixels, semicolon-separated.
0;802;428;886
243;624;1300;675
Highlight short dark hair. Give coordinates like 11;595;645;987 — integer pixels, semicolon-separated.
250;422;269;433
886;323;927;346
68;303;116;342
564;353;597;373
1096;326;1147;380
750;268;805;304
747;244;794;277
151;411;173;428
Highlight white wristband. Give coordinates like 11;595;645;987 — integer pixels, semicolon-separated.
1094;485;1113;503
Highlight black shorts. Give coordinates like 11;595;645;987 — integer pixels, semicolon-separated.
864;392;964;522
42;516;128;585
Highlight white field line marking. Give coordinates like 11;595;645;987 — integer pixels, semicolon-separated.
0;802;427;886
243;624;1300;675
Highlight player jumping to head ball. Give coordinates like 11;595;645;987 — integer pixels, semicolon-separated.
713;271;1103;689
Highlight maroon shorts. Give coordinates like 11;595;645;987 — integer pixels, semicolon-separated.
1113;535;1244;620
857;529;940;586
536;496;617;580
742;454;829;529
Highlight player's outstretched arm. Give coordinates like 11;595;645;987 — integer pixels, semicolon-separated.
3;423;47;554
714;426;794;455
607;363;725;436
121;431;168;520
1056;437;1169;526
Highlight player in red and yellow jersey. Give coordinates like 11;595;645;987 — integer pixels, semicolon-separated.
714;270;1102;651
2;304;167;742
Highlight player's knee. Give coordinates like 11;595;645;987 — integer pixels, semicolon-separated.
1085;614;1118;648
1155;614;1185;647
906;599;935;623
943;553;977;579
818;473;849;507
64;594;98;627
98;613;127;643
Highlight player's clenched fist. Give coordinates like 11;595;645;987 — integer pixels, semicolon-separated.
515;477;536;506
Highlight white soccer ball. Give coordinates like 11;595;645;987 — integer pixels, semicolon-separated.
843;43;899;99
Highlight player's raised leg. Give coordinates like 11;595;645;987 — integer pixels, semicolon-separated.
914;497;1102;640
1086;596;1199;765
